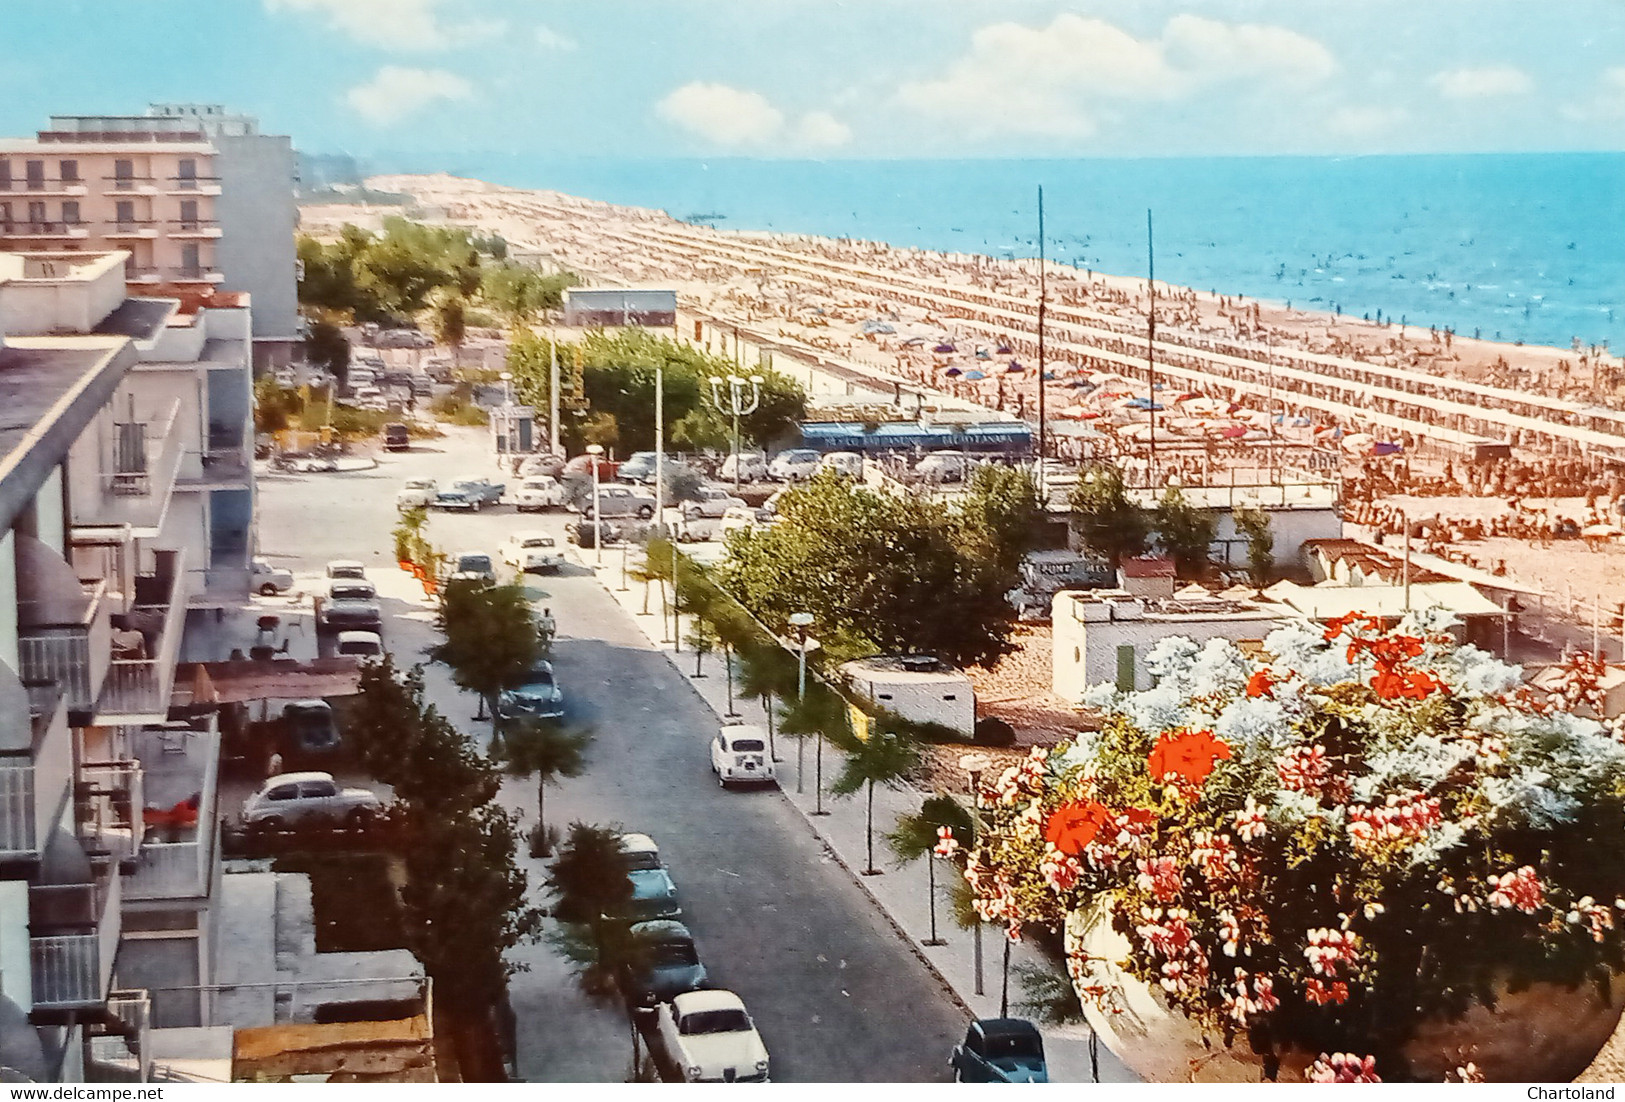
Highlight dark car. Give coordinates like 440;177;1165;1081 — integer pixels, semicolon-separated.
382;423;410;452
281;700;341;754
497;661;563;720
950;1019;1048;1083
623;920;708;1007
566;519;624;548
315;580;383;634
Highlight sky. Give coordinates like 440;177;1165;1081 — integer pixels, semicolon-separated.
1;0;1622;161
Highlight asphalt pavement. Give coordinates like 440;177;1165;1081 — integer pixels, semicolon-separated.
254;425;965;1082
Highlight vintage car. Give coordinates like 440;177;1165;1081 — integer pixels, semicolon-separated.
623;920;709;1007
709;724;775;788
314;579;382;634
949;1018;1048;1083
500;531;565;573
654;990;769;1083
496;661;564;721
433;476;505;511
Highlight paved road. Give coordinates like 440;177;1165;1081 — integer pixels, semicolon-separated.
255;426;964;1082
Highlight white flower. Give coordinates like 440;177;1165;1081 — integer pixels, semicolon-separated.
1145;636;1201;683
1123;681;1191;735
1450;645;1524;696
1081;682;1122;711
1399;606;1461;637
1214;696;1290;752
1263;623;1326;670
1188;638;1251;696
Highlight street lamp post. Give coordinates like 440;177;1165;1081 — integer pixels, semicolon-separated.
708;374;763;493
789;612;813;796
586;443;604;567
959;752;990;997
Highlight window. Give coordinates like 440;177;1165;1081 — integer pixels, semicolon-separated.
180;242;201;276
301;781;338;799
114;159;134;189
25;161;44;190
177;158;197;188
179;198;198;228
59;160;78;183
115;199;135;225
61;201;79;225
0;161;11;190
0;202;9;228
1115;644;1137;692
265;784;299;802
27;201;45;226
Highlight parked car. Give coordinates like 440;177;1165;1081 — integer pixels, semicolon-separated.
326;560;367;580
510;476;564;512
250;559;294;596
950;1019;1048;1083
434;477;505;511
914;450;972;483
654;990;770;1083
500;531;564;573
517;453;567;479
710;724;775;788
497;661;563;720
623;921;708;1007
335;630;385;658
617;451;660;484
717;452;767;484
718;506;761;537
448;551;497;585
819;451;864;478
241;771;382;830
315;579;382;634
396;478;438;510
617;867;681;922
768;448;821;482
620;832;663;870
682;485;746;520
566;519;624;548
381;422;411;452
281;700;340;754
584;485;656;520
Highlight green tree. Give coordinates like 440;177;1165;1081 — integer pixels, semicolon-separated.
721;473;1018;668
887;794;975;941
959;463;1046;576
428;286;466;353
1068;463;1150;566
1233;504;1276;588
829;729;921;875
500;719;592;856
431;579;540;735
304;317;350;382
1154;486;1218;578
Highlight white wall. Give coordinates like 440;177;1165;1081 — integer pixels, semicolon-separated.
1210;504;1342;568
845;670;976;737
0;529;16;672
1053;602;1285;702
35;466;64;556
0;879;29;1010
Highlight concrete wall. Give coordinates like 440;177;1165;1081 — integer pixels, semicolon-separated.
0;878;29;1010
1210;504;1342;569
842;667;976;737
0;529;15;671
1052;599;1285;701
211;133;297;343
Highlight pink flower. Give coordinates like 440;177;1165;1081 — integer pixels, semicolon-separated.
1347;792;1443;853
1303;977;1350;1006
1232;797;1268;843
1135;855;1183;901
1307;1053;1381;1083
1217;910;1241;957
1275;744;1347;800
933;825;959;859
1223;969;1281;1026
1189;830;1240;884
1486;866;1544;914
1040;847;1083;894
1304;927;1363;978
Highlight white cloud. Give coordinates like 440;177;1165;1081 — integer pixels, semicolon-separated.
1429;65;1533;101
535;25;577;52
1327;105;1408;138
266;0;502;51
657;82;785;146
794;111;852;149
1561;67;1625;122
346;66;474;125
896;13;1335;140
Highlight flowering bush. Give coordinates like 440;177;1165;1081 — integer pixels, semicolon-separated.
964;610;1625;1080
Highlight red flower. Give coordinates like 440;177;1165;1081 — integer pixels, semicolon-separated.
1148;729;1233;786
1245;668;1275;699
1045;801;1112;855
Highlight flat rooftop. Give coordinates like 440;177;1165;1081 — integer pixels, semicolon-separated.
94;298;176;341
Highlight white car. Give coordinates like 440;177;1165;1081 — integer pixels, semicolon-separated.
397;478;438;509
768;449;821;482
710;724;775;788
719;506;762;537
819;451;864;478
500;531;564;574
326;560;367;580
250;559;294;596
510;476;564;512
448;550;497;585
654;990;770;1083
718;452;768;484
682;485;746;520
620;832;663;870
241;772;383;830
335;630;385;658
914;451;972;483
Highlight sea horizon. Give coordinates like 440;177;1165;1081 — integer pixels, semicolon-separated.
361;150;1625;355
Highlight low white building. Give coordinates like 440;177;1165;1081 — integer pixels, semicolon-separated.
1052;590;1288;702
838;654;975;738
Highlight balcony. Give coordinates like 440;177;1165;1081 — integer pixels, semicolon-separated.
0;220;90;240
96;548;190;725
77;761;145;865
163;182;221;197
168;219;222;239
18;578;112;723
30;859;122;1013
103;175;158;195
79;398;185;533
124;266;162;283
0;179;88;197
169;266;224;284
124;721;219;901
0;682;70;862
86;990;153;1083
107;220;159;240
179;446;250;490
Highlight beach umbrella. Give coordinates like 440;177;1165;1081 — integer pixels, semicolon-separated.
975;347;992;360
965;369;986;380
945;366;963;377
996;344;1013;354
1222;425;1248;439
1373;442;1404;456
934;343;957;353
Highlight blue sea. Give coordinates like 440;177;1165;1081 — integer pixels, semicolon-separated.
396;152;1625;351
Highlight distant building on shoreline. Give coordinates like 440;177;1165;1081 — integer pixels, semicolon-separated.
0;104;298;372
562;287;676;328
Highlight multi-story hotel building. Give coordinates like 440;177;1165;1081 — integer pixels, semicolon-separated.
0;104;299;372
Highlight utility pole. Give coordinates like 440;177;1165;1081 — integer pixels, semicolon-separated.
548;330;560;454
654;362;664;536
1036;186;1047;499
1146;209;1157;489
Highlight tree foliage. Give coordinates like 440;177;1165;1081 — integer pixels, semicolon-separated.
431;579;540;731
1234;504;1276;588
304;318;350;382
829;729;921;873
958;463;1047;576
1154;486;1218;578
720;472;1018;668
1067;463;1150;566
481;265;575;329
500;719;592;847
887;793;975;865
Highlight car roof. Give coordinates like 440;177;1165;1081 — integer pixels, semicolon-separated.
285;699;330;711
262;771;336;787
628;867;675;893
972;1018;1043;1040
720;723;767;739
673;989;746;1014
327;559;364;570
630;919;692;940
453;549;489;558
620;832;659;853
336;631;382;644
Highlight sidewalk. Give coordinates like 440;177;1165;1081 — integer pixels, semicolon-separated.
583;552;1135;1084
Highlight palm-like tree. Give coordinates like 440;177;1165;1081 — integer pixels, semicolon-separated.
500;719;592;856
829;729;920;875
738;640;798;761
887;794;974;944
